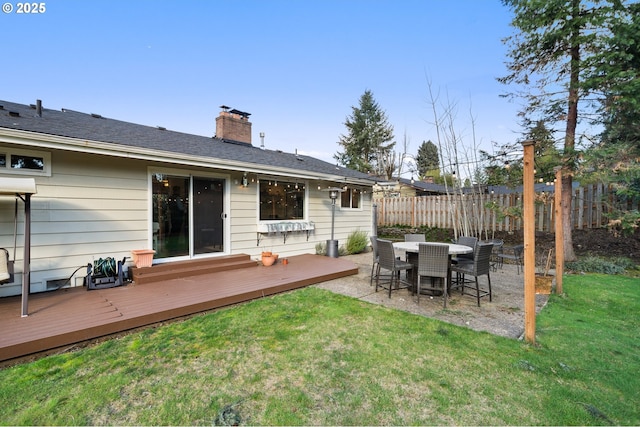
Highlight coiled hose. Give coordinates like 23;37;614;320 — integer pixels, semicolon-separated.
93;257;118;277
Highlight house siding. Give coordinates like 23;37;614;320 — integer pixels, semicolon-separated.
0;148;149;296
0;147;373;297
229;177;373;257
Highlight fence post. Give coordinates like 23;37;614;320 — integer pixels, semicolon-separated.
412;196;416;227
596;183;603;227
577;186;584;229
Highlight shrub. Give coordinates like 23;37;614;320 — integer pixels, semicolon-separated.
377;226;451;242
417;226;451;242
345;229;369;254
315;241;349;256
566;256;635;274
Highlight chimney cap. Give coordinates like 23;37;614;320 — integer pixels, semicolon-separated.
219;105;230;112
229;108;251;118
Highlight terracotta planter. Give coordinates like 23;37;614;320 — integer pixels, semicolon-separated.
262;255;276;266
131;249;156;268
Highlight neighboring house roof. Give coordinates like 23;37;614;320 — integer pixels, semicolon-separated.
377;177;563;196
397;177;449;194
480;183;564;194
373;177;452;197
0;100;375;185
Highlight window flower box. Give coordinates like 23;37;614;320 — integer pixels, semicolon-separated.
256;221;315;245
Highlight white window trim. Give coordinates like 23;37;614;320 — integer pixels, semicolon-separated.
340;187;363;211
0;147;51;177
257;178;309;225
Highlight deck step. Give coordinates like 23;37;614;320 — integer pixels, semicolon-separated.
131;253;257;285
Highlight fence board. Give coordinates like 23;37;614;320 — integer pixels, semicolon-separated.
375;183;625;232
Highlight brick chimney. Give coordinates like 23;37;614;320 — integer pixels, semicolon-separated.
215;106;252;144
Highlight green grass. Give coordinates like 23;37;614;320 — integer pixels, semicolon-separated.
0;274;638;425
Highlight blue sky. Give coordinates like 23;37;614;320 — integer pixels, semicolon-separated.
2;0;521;171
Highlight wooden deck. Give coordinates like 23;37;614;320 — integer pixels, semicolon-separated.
0;254;358;363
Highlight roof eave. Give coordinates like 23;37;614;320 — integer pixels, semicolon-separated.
0;127;374;186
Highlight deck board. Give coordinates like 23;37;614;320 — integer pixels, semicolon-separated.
0;254;358;363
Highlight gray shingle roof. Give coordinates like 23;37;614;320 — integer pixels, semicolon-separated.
397;177;449;194
0;100;375;183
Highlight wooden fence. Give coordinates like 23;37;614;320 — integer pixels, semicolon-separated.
375;183;637;232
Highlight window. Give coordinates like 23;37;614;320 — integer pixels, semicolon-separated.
259;180;305;221
11;154;44;171
341;187;361;209
0;148;50;176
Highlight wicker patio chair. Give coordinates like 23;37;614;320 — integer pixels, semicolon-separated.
455;236;478;263
415;243;450;307
375;239;413;298
496;244;524;274
370;236;379;286
482;238;504;271
451;242;494;307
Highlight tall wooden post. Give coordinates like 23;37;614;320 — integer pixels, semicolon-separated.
522;140;536;343
554;167;564;294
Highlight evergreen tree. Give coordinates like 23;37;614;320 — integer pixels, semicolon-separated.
530;121;561;184
499;0;623;261
581;2;640;232
335;90;395;175
415;140;440;178
588;1;640;148
481;121;559;187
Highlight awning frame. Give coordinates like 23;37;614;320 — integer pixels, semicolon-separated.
0;177;37;317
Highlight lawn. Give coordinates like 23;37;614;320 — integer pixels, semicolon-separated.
0;274;638;425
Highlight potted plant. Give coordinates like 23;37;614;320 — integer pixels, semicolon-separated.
261;250;277;266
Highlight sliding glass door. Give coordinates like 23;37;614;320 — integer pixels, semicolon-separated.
193;177;224;255
152;173;226;259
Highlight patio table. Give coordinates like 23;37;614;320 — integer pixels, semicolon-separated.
393;241;473;294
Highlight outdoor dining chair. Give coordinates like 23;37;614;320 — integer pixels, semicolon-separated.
455;236;478;262
496;244;524;274
451;242;494;307
375;239;413;298
415;243;450;307
370;236;379;286
404;234;426;242
483;238;504;271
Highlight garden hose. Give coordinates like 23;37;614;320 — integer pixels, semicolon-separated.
93;257;118;278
